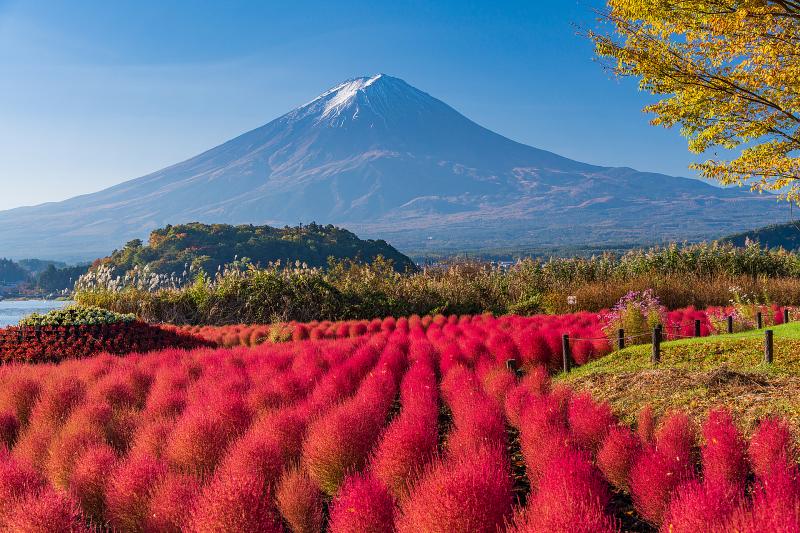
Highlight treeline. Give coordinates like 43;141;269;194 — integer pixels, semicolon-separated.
100;221;416;276
0;258;89;294
75;242;800;325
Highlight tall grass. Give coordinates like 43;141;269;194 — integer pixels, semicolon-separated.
74;242;800;324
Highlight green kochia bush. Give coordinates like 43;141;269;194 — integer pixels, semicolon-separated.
19;306;136;327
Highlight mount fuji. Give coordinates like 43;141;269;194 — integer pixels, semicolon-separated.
0;74;784;261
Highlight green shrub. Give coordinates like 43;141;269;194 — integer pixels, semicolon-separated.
19;306;136;327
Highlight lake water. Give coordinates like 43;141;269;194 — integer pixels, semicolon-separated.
0;300;74;327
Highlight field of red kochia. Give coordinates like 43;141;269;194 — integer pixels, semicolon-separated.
0;313;797;531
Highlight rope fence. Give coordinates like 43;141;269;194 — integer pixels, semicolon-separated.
557;309;792;374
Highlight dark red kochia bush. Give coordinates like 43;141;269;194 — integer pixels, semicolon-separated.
397;445;513;533
700;408;747;493
567;392;615;453
0;411;19;450
748;416;796;479
328;473;396;533
276;467;324;533
0;321;212;364
597;425;641;491
512;448;617;533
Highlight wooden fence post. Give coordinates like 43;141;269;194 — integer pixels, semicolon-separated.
757;312;763;329
764;329;774;364
617;328;625;351
562;334;572;373
506;358;518;375
727;315;734;334
784;308;790;324
694;319;701;337
651;326;661;364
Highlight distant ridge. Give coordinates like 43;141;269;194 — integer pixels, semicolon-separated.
721;221;800;250
0;73;786;261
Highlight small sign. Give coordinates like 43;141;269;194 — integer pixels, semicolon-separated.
567;295;577;305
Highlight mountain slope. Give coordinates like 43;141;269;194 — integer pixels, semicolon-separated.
721;221;800;250
0;74;785;261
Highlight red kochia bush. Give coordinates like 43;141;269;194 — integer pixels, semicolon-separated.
655;411;696;470
3;485;87;532
567;392;615;453
303;347;403;495
164;394;251;475
661;480;739;533
700;408;747;492
0;451;45;526
748;416;796;479
105;454;167;532
328;473;396;533
397;445;513;533
637;405;655;445
518;392;572;485
513;448;616;533
629;411;698;525
69;443;117;523
145;472;201;533
370;357;439;498
276;468;324;533
189;467;283;533
728;465;800;532
597;425;641;490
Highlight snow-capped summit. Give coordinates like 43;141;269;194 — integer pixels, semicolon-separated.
0;74;784;261
286;73;444;129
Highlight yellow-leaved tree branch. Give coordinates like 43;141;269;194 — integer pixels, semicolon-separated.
589;0;800;201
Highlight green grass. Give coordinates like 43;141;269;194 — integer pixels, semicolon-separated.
562;321;800;379
558;322;800;434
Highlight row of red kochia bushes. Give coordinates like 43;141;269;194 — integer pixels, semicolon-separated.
170;304;793;349
0;324;796;530
166;312;614;370
0;322;213;364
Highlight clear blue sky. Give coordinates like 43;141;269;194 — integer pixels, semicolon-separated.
0;0;702;211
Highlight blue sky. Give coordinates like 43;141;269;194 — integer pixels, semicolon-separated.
0;0;702;211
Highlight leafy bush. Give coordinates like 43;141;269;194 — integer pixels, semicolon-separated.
19;306;135;327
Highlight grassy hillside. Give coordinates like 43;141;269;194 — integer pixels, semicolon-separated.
559;322;800;435
98;222;416;275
